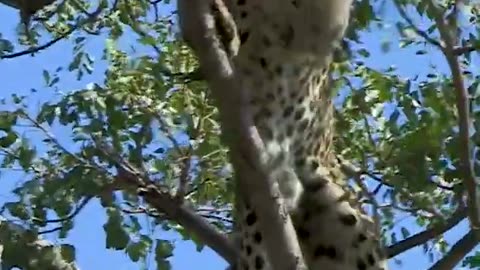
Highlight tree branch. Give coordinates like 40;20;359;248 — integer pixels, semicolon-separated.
1;0;111;59
428;230;479;270
387;206;466;258
339;158;451;220
393;0;443;50
35;196;92;224
339;157;470;258
177;1;307;269
453;45;480;55
1;29;72;59
428;0;480;231
94;139;239;265
138;183;238;263
393;0;479;56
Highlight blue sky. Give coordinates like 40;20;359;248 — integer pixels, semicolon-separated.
0;2;477;270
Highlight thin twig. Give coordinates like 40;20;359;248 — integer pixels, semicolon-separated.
121;206;162;218
38;226;63;235
393;0;443;50
340;158;447;219
351;171;382;235
22;113;88;166
200;214;233;224
34;196;92;223
175;152;192;201
366;169;455;191
144;106;193;201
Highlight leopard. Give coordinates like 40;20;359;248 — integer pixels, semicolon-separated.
218;0;390;270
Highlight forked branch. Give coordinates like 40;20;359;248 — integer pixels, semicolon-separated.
340;158;469;257
177;1;307;269
387;206;466;258
93;139;238;265
428;0;480;232
395;0;480;235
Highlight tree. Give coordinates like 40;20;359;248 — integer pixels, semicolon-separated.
0;0;479;269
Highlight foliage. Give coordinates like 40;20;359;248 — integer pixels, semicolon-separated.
0;0;479;269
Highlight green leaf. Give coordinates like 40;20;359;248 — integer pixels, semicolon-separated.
5;202;29;220
155;240;173;270
0;112;17;131
49;77;60;87
126;236;152;262
0;38;14;54
43;70;51;85
139;35;157;46
104;210;130;250
357;48;370;58
68;52;84;71
60;244;76;262
463;252;480;267
380;41;391;53
400;227;410;239
0;132;18;148
37;104;56;125
18;146;36;170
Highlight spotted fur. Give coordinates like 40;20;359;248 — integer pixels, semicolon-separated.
222;0;389;269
